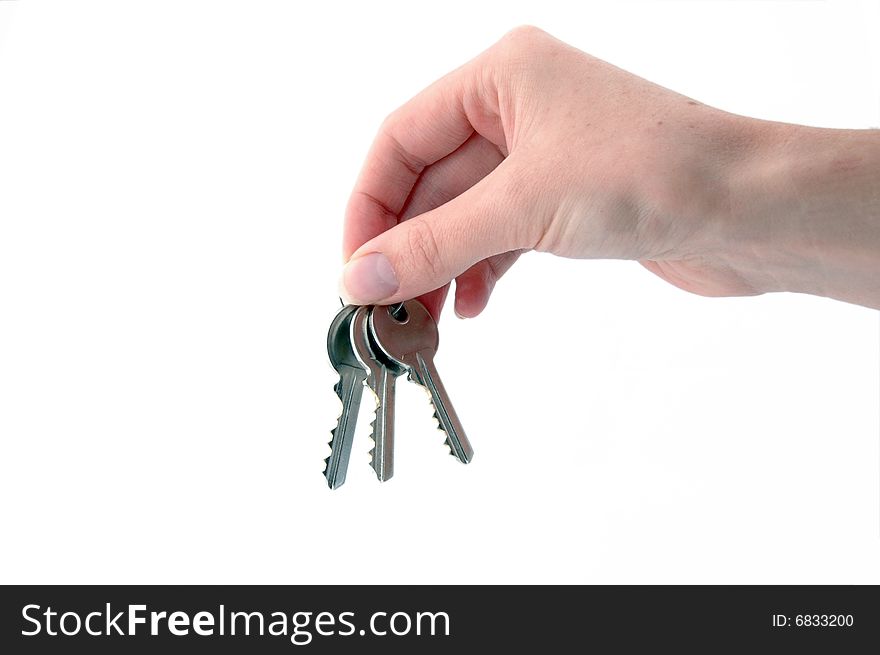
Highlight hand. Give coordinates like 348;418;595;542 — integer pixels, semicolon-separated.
341;26;880;315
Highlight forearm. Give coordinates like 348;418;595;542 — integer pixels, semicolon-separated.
723;122;880;308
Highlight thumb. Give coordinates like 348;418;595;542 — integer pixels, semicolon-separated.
340;162;538;305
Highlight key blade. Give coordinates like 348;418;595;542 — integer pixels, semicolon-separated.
352;306;398;483
413;352;474;464
367;366;396;481
324;365;366;489
325;304;367;489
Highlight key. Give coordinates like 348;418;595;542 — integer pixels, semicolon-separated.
325;304;367;489
350;305;404;482
370;300;474;464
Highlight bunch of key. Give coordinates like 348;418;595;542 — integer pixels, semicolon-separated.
325;299;474;489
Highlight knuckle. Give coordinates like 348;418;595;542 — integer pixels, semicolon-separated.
404;219;445;281
500;25;547;48
380;107;400;131
490;26;554;89
379;109;407;146
494;26;551;63
378;111;424;176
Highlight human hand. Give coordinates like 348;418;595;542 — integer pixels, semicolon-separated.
341;26;880;315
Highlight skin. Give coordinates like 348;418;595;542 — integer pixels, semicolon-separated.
340;26;880;319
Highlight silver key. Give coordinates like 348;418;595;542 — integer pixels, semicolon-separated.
325;304;367;489
350;305;404;482
370;300;474;464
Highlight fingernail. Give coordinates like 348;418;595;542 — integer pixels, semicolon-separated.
340;252;399;304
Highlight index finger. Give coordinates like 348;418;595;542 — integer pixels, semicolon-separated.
342;56;500;260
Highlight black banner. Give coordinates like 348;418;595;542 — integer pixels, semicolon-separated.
1;585;876;652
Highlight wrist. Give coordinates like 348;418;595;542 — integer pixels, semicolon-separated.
714;118;880;306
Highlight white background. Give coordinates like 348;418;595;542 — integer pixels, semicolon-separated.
1;0;878;584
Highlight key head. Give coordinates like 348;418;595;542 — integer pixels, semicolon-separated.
327;304;361;370
351;306;406;378
370;300;438;366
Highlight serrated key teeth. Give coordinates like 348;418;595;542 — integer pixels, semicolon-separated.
444;441;471;464
445;438;474;464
